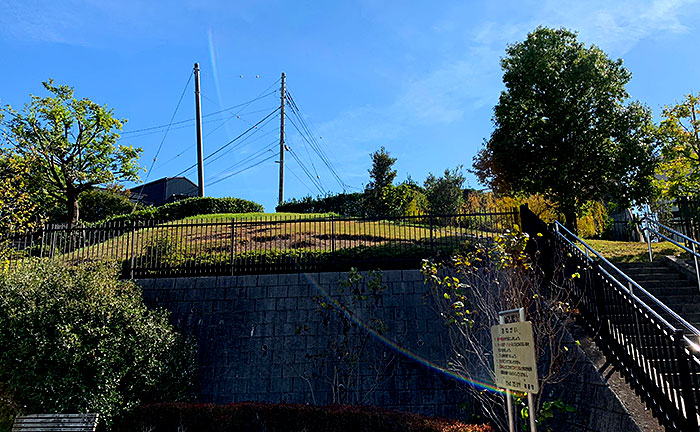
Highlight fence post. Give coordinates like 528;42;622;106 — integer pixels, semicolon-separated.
50;225;56;258
230;218;236;276
331;215;335;253
429;214;435;254
129;222;136;280
39;225;46;258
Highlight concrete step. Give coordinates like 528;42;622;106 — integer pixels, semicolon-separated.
631;273;687;282
637;280;697;289
646;287;700;297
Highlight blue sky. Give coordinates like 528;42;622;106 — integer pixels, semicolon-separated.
1;0;699;211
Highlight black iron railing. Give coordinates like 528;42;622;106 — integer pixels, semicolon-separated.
549;220;700;431
0;210;520;278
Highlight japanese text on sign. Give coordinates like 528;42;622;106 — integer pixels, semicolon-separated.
491;321;539;394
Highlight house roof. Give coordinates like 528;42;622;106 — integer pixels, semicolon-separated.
130;176;198;190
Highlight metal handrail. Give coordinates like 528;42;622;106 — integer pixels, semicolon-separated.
640;217;700;294
554;221;700;339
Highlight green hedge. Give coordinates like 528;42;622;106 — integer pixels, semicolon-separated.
276;193;366;216
113;402;494;432
100;197;263;224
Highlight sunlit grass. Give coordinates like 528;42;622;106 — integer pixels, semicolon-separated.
580;239;686;263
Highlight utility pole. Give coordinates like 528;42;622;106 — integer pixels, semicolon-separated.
194;62;205;197
278;72;286;205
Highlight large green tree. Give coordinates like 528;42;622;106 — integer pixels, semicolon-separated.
473;27;657;232
1;80;142;225
655;92;700;201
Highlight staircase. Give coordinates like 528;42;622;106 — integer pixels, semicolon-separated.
615;261;700;334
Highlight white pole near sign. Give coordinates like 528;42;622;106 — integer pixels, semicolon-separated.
492;307;538;432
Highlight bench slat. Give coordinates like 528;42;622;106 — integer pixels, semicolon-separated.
12;414;98;432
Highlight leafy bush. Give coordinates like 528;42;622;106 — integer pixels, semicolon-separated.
100;196;263;224
112;402;494;432
78;188;135;223
0;260;196;426
277;193;366;216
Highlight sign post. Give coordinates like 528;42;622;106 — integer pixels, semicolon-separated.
492;307;538;432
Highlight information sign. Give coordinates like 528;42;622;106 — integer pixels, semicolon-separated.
491;321;539;394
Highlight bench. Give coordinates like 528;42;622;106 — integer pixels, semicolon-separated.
12;414;99;432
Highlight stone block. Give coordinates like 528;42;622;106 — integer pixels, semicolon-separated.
255;298;276;311
383;270;403;283
195;276;217;289
267;285;288;298
238;274;258;287
174;278;196;290
276;297;298;310
278;273;299;285
287;284;309;297
154;278;176;290
319;272;341;285
217;275;237;288
258;274;279;286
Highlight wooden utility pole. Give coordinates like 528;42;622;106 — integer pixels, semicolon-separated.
194;62;205;197
278;72;286;205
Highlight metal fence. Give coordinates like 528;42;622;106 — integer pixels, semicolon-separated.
547;221;700;431
1;209;520;278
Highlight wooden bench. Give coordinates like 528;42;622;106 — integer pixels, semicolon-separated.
12;414;99;432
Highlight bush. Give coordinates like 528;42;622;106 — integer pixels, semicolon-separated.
113;402;494;432
0;260;196;426
100;196;263;224
277;193;366;216
78;189;135;223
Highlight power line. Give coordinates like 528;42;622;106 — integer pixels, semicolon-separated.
121;89;278;135
288;146;325;195
142;71;193;184
285;91;349;190
205;139;278;183
286;164;315;195
207;153;278;187
173;107;280;176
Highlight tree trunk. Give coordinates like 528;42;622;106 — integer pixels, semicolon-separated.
563;209;578;236
66;192;79;227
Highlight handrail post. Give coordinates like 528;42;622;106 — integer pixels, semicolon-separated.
692;242;700;295
673;329;699;430
645;225;653;262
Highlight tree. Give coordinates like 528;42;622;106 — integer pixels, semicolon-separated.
1;80;142;225
655;92;700;201
0;151;40;235
366;146;397;191
423;166;465;214
422;230;579;431
365;147;398;217
473;27;657;233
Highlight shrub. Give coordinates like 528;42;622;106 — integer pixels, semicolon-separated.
78;188;135;223
277;193;366;216
0;260;196;426
100;196;263;224
112;402;494;432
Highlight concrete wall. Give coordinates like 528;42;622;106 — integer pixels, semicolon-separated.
136;269;642;431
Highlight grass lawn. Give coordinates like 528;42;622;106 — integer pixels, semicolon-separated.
581;239;687;263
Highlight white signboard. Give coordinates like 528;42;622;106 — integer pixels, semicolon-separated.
491;321;539;394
